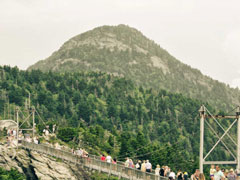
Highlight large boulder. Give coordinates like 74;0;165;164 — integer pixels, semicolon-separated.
0;144;90;180
0;120;17;130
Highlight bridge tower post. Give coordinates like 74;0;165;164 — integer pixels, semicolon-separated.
199;105;205;173
32;106;35;138
237;106;240;171
16;106;19;149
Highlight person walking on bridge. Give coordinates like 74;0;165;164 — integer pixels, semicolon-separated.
106;154;112;163
124;157;129;167
227;169;237;180
169;170;176;180
160;166;165;177
210;165;216;180
199;173;205;180
183;172;188;180
141;160;146;172
155;165;160;175
136;160;141;170
214;166;225;180
177;170;183;180
129;159;134;168
146;160;152;173
101;154;106;161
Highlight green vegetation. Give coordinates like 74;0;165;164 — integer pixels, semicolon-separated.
0;127;7;141
28;24;240;110
0;66;235;174
90;172;119;180
57;127;78;142
0;167;25;180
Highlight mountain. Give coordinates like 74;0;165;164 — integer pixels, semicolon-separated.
28;24;240;110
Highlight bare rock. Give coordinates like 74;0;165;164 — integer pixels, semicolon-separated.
0;144;88;180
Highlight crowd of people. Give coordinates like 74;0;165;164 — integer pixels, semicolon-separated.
4;124;55;147
100;156;188;178
6;128;19;146
72;148;89;158
6;128;40;146
130;159;153;173
209;165;238;180
127;159;190;179
98;154;239;180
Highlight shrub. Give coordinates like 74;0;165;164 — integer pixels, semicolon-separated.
57;127;77;142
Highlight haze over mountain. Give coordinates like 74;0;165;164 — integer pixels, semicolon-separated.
28;24;240;110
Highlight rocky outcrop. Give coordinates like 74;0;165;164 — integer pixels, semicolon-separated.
0;120;17;130
0;144;90;180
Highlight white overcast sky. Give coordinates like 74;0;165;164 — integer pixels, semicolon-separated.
1;0;240;87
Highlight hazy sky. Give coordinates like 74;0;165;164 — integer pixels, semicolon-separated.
1;0;240;87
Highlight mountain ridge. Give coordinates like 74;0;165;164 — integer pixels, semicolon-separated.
28;24;240;110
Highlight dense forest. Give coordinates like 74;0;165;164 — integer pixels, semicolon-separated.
0;66;237;174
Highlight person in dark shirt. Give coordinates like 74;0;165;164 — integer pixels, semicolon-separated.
177;170;183;180
184;172;188;180
160;166;165;176
136;160;141;170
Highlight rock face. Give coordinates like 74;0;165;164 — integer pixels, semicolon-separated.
0;144;90;180
0;120;17;130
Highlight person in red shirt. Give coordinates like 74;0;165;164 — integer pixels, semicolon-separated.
101;154;106;161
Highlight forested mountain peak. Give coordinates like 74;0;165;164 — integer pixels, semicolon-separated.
28;24;240;110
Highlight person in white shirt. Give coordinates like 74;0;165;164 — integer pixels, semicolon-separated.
7;129;11;136
145;160;152;173
12;130;16;137
26;137;32;143
33;137;38;144
155;164;161;175
76;149;83;156
125;158;130;167
45;129;49;136
106;155;112;163
53;124;56;133
169;171;176;180
210;164;216;180
214;166;225;180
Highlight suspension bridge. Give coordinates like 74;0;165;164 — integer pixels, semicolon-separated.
1;104;240;179
21;141;166;180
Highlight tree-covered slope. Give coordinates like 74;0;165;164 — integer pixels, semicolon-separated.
28;24;240;110
0;66;236;173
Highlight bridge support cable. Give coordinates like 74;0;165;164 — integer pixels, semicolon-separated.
199;105;240;173
203;118;237;161
205;120;236;160
206;108;237;146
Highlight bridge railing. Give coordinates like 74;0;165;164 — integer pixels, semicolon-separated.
21;141;167;180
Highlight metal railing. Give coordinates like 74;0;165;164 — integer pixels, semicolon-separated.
21;141;167;180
